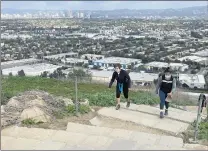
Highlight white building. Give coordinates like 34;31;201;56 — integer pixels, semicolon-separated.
61;58;88;65
93;57;142;69
81;54;104;60
145;62;189;72
179;74;206;89
1;58;41;69
2;63;61;76
178;56;208;65
192;49;208;57
90;70;158;85
44;52;78;59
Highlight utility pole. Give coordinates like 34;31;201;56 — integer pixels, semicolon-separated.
75;76;79;116
194;93;203;141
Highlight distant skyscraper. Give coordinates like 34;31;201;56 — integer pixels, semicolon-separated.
80;12;84;18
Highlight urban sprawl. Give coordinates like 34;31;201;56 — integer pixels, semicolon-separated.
1;7;208;90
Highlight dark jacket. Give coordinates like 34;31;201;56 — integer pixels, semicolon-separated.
109;69;131;88
156;75;176;94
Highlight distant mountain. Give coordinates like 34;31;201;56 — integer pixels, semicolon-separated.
2;5;207;18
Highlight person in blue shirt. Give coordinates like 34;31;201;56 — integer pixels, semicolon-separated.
109;63;131;110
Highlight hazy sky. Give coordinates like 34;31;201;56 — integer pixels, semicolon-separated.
2;1;207;10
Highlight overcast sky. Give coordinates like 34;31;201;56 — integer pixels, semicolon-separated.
2;1;207;10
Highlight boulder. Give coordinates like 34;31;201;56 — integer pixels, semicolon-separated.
80;99;89;106
20;106;51;123
7;97;21;107
1;105;5;113
62;98;74;106
25;97;46;107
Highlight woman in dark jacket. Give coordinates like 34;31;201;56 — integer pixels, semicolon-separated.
155;67;176;118
109;63;131;110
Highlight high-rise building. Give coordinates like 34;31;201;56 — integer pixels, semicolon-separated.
80;12;84;18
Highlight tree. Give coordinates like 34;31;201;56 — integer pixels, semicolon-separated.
9;72;13;76
68;69;92;81
18;70;25;77
40;71;48;78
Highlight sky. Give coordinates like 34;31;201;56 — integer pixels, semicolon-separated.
1;1;207;10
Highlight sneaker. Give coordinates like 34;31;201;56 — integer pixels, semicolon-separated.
160;111;164;118
126;102;130;108
116;104;120;110
164;109;168;116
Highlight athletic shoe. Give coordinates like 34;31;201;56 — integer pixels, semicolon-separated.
164;109;168;116
160;111;164;118
116;104;120;110
126;102;130;108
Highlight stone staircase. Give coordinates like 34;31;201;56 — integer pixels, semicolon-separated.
91;103;197;136
1;103;206;150
2;123;185;150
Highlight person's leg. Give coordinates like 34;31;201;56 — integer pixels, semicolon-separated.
116;87;121;110
123;86;130;107
159;90;166;118
165;101;169;115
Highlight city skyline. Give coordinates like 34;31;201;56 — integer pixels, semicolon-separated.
2;1;207;10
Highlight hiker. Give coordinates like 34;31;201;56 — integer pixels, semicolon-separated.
155;67;176;118
109;63;131;110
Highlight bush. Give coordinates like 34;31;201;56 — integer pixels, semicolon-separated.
198;121;208;140
21;118;43;125
65;104;91;115
9;72;13;76
18;70;25;77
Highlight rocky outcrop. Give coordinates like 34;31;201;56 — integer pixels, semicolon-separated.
1;90;72;128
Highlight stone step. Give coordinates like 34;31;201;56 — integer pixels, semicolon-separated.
66;122;184;149
120;103;197;124
2;124;185;150
97;107;190;136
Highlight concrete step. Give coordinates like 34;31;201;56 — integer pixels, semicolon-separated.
97;107;190;136
1;122;185;150
120;103;197;124
66;122;184;149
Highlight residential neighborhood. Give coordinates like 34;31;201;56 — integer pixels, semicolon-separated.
1;6;208;90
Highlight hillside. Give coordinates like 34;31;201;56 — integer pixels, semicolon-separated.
1;76;159;106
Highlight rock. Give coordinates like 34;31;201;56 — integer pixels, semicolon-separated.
7;97;21;107
1;105;5;113
62;98;74;106
20;106;51;123
80;99;89;106
25;98;46;107
91;108;95;112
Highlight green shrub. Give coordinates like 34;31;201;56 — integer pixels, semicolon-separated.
66;105;76;115
198;121;208;140
21;118;43;125
79;105;91;114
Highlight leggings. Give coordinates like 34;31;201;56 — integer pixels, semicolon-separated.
116;85;128;99
159;90;169;110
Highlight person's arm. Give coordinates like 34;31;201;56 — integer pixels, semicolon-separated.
155;76;162;94
109;72;116;88
171;78;176;94
124;71;131;88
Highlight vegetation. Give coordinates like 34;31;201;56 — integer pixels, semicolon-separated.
53;104;91;119
183;119;208;145
21;118;43;126
1;76;159;106
198;121;208;141
18;70;25;77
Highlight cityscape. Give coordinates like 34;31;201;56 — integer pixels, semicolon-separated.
1;1;208;150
